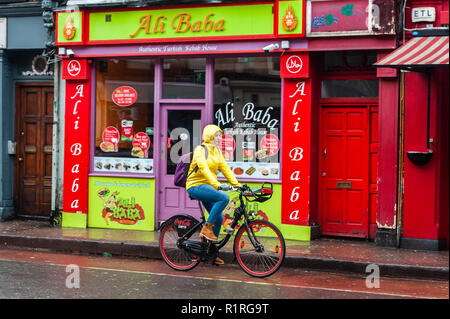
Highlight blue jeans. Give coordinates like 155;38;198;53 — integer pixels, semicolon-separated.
187;184;230;237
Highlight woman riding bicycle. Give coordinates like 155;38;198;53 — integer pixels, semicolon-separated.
186;124;241;264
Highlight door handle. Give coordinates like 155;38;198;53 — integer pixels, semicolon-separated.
323;148;327;160
18;156;23;162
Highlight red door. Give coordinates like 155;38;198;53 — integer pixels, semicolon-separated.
319;105;370;238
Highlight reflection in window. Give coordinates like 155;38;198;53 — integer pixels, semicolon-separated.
94;59;155;174
324;51;378;72
213;57;281;180
321;79;379;98
166;110;202;175
163;58;206;99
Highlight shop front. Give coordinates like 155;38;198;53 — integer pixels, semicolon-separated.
55;0;403;242
56;1;314;240
374;0;449;250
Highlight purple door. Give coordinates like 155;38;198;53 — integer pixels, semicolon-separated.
158;106;205;221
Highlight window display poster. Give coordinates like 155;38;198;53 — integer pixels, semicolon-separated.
220;134;234;159
100;126;119;152
132;132;150;158
214;101;281;180
121;119;133;141
88;176;155;231
112;86;138;107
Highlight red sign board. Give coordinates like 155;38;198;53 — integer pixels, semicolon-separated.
63;81;91;214
62;59;90;80
310;0;369;32
112;86;138;107
281;53;309;78
281;79;311;225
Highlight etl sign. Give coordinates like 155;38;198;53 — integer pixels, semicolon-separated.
412;7;436;23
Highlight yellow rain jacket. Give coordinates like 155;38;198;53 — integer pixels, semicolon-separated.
186;124;241;190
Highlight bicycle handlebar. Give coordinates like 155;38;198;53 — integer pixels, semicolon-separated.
228;183;273;202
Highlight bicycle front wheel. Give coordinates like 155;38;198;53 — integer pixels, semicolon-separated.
234;220;285;278
159;220;200;271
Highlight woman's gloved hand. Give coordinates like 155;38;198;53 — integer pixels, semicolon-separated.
218;183;232;191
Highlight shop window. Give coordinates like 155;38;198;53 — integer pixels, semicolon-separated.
324;51;378;73
94;59;155;175
321;79;379;98
162;58;206;99
213;56;281;180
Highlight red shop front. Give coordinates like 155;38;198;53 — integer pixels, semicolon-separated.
375;0;449;250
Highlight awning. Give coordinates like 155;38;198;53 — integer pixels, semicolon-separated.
374;36;449;68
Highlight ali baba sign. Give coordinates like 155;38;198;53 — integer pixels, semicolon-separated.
89;177;155;231
97;188;145;226
56;1;305;45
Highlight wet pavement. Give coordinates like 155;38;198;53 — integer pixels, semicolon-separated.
0;219;448;281
1;248;448;299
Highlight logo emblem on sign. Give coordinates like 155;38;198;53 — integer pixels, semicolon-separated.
286;56;302;74
63;16;76;40
67;60;81;77
282;5;298;31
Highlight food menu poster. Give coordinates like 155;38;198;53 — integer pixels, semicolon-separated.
94;157;153;174
218;162;280;180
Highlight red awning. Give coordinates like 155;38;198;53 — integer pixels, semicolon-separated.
375;36;449;68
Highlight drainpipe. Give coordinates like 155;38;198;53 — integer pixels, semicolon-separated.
42;0;62;222
396;71;406;248
394;0;408;248
50;61;60;216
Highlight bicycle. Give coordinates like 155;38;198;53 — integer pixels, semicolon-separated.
158;183;286;278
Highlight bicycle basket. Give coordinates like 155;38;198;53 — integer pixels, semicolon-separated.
245;183;273;203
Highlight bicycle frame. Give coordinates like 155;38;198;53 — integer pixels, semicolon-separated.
176;189;259;254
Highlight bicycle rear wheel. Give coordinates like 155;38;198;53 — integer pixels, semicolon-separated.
159;220;201;271
234;220;285;278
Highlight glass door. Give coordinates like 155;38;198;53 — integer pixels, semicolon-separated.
158;105;205;221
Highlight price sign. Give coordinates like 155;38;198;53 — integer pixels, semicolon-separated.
112;86;138;107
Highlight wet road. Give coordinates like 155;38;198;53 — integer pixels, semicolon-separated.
0;249;448;300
